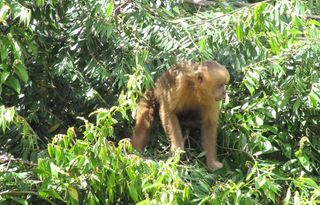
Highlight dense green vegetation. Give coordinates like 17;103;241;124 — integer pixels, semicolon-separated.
0;0;319;204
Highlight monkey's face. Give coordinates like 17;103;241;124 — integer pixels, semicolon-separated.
207;67;229;101
196;61;230;102
213;83;227;101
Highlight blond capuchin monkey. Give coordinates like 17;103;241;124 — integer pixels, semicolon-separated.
132;61;230;171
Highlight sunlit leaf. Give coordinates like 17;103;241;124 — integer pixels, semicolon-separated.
0;70;10;84
308;91;320;108
235;23;244;42
297;153;311;172
269;37;280;54
106;3;113;17
0;4;10;22
68;186;79;202
136;200;151;205
255;116;264;126
294;191;301;205
36;0;44;6
298;177;319;189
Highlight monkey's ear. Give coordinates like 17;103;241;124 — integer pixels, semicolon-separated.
195;71;204;84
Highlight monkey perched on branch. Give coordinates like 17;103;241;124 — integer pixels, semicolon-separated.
131;61;230;171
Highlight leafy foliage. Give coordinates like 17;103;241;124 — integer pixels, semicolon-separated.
1;0;320;204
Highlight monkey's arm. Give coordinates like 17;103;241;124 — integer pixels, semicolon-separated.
132;95;155;151
159;101;184;151
201;107;223;171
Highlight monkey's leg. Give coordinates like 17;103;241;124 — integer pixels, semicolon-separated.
132;101;154;151
159;104;184;151
201;120;223;171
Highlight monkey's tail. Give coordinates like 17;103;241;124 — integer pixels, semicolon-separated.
131;90;156;151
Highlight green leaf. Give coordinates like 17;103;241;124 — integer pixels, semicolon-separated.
106;24;113;38
269;37;280;54
253;2;267;30
87;192;99;205
283;144;292;159
297;153;311;172
0;4;10;21
15;62;29;83
255;176;266;189
235;58;241;71
136;200;151;205
0;106;15;133
299;177;319;189
36;0;44;6
0;46;8;61
183;186;190;201
19;7;31;26
128;182;139;202
106;3;113;17
68;186;79;202
4;106;15;122
235;23;244;42
292;99;301;112
243;76;256;95
12;38;22;58
308;91;320;108
255;116;264;126
307;19;320;26
4;76;21;93
283;188;291;205
294;191;301;205
198;37;206;52
5;196;28;205
39;189;64;201
0;70;10;84
280;88;293;109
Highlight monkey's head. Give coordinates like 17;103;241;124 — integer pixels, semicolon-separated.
195;61;230;101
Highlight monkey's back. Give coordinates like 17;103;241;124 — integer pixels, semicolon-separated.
154;63;202;112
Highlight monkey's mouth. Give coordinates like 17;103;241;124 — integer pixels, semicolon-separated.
215;97;224;101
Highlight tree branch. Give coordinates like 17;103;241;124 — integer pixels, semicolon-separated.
184;0;215;6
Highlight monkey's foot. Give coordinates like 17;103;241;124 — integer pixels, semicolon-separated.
207;160;223;172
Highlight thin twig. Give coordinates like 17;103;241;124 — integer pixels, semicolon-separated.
305;14;320;20
218;145;256;162
184;0;215;6
184;129;191;162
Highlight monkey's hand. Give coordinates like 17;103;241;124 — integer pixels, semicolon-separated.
207;160;223;172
